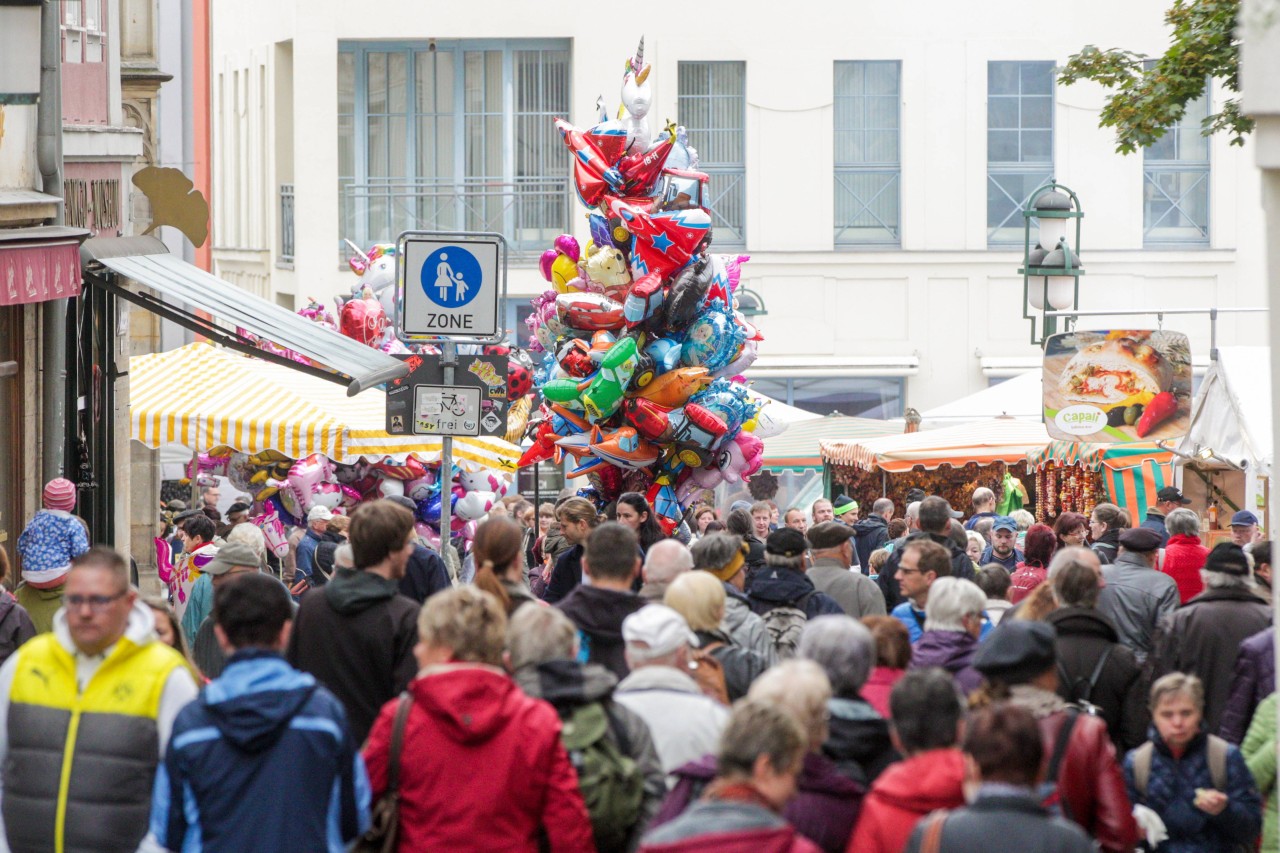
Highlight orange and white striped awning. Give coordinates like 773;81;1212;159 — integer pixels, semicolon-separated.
821;418;1051;473
130;343;519;472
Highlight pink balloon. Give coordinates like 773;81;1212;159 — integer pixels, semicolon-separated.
414;522;441;551
539;249;557;282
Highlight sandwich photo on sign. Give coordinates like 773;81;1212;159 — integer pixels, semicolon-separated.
1043;330;1191;443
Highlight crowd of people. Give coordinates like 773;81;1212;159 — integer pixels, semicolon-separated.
0;474;1276;852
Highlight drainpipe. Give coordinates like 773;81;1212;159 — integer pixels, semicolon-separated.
37;0;66;482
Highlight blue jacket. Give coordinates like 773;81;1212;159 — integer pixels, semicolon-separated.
150;650;370;852
893;601;993;644
296;529;322;578
746;565;844;620
979;545;1023;572
1123;727;1261;853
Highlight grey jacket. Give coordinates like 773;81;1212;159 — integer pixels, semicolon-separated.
615;666;730;778
1096;552;1179;662
722;583;777;665
905;788;1095;853
807;557;887;619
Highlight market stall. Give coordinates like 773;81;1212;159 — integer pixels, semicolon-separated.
1026;441;1174;523
1174;346;1271;526
820;418;1049;515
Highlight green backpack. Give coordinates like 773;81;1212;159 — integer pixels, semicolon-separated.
561;701;646;852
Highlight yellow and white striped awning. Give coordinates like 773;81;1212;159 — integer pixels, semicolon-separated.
130;343;519;472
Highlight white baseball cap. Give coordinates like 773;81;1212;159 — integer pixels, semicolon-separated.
622;605;697;657
307;505;334;523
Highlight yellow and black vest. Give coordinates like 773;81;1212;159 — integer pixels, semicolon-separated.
3;633;184;853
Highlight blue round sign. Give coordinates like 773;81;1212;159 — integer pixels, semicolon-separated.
420;246;482;309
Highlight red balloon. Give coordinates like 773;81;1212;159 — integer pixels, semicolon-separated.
340;297;387;346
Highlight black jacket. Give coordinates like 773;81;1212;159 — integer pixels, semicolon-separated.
397;543;450;603
824;695;898;786
542;543;583;604
1091;529;1122;565
694;628;768;701
312;530;344;586
556;584;648;681
1046;606;1148;752
285;568;420;744
0;596;35;668
905;790;1096;853
852;515;890;571
1149;585;1273;732
878;531;975;611
744;536;767;574
746;565;845;620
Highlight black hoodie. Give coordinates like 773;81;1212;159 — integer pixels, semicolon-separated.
852;515;890;571
285;568;420;743
556;585;647;681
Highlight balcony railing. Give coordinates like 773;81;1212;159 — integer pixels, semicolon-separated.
339;177;572;262
279;184;295;264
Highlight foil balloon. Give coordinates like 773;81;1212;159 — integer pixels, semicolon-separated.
632;366;712;408
310;482;344;510
582;337;639;421
458;470;509;494
254;506;291;558
666;257;713;329
455;490;496;521
405;475;436;502
557;292;625;332
414;522;441;551
555;118;624;207
619;37;652;156
618;125;674;196
681;311;746;372
339;295;387;347
583;243;632;295
347;244;398;319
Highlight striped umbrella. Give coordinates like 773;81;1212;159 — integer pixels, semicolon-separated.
130;342;519;472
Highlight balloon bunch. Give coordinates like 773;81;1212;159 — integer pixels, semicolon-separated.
184;447;513;545
520;38;768;532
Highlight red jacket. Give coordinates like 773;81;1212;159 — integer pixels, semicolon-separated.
1036;707;1139;853
1009;563;1047;604
860;667;905;719
363;664;594;852
1161;533;1208;604
846;748;966;853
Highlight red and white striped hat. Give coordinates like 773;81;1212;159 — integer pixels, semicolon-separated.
42;478;77;512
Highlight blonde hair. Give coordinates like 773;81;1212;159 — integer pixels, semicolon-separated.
556;496;600;527
748;660;833;750
1150;672;1205;713
664;571;726;632
418;586;507;666
868;548;890;575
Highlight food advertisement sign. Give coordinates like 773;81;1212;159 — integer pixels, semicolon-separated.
1043;330;1191;443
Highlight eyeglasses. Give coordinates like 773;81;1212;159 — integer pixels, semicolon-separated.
65;592;127;612
897;567;922;575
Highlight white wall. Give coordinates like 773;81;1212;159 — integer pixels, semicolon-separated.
210;0;1267;411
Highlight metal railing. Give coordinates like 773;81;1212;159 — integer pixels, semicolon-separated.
339;177;572;262
279;184;295;263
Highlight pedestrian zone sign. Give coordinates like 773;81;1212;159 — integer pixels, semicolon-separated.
397;232;505;341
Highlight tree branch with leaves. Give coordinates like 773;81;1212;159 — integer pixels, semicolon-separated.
1058;0;1250;154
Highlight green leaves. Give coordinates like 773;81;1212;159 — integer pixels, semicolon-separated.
1058;0;1253;154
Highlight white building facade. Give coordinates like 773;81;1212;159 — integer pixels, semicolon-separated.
209;0;1267;415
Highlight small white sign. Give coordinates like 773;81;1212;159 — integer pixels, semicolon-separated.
413;385;482;436
1054;404;1108;436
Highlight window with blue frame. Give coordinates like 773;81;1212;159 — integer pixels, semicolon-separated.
337;40;572;259
678;61;746;248
987;61;1055;246
834;61;901;247
748;376;904;419
1143;68;1210;246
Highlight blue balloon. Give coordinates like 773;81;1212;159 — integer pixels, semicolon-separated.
265;495;300;528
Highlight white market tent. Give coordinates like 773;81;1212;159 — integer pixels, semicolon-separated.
1175;346;1271;517
919;371;1042;424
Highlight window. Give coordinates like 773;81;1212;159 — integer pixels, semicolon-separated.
62;0;105;64
834;61;900;246
337;41;571;259
1144;74;1210;245
678;61;746;248
748;376;904;419
501;298;535;349
987;61;1055;245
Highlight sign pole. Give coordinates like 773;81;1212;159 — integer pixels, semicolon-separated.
440;340;456;577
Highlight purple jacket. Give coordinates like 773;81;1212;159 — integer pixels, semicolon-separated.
1220;626;1275;744
652;752;863;853
909;629;984;696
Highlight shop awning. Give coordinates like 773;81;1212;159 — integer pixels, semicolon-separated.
821;418;1050;472
83;239;407;395
763;415;898;470
0;225;90;307
1027;440;1175;523
130;342;519;471
1176;346;1272;476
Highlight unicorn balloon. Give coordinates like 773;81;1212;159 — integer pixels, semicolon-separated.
255;506;290;558
620;38;652;156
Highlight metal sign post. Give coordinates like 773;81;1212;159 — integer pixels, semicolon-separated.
439;341;456;576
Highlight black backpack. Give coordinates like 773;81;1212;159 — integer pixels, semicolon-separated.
1057;647;1113;716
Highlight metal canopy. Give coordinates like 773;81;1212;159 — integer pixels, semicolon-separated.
86;250;407;395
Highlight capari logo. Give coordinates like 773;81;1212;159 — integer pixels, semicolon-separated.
1055;405;1106;436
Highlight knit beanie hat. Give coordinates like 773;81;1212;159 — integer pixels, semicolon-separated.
43;478;77;512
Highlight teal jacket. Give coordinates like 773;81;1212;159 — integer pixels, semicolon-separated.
181;573;214;642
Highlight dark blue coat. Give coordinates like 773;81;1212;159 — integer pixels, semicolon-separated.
1219;626;1274;744
1123;728;1261;853
746;565;844;620
150;650;370;852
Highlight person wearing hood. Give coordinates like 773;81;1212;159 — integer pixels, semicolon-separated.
615;605;730;777
0;547;198;852
15;478;90;633
509;605;665;852
556;522;649;681
286;499;420;744
747;528;843;623
691;533;776;665
364;586;594;852
665;571;768;701
907;578;986;697
1044;548;1148;753
971;620;1140;853
799;616;897;786
846;668;968;853
806;523;886;619
852;499;894;573
655;662;861;853
144;573;369;852
641;699;820;853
